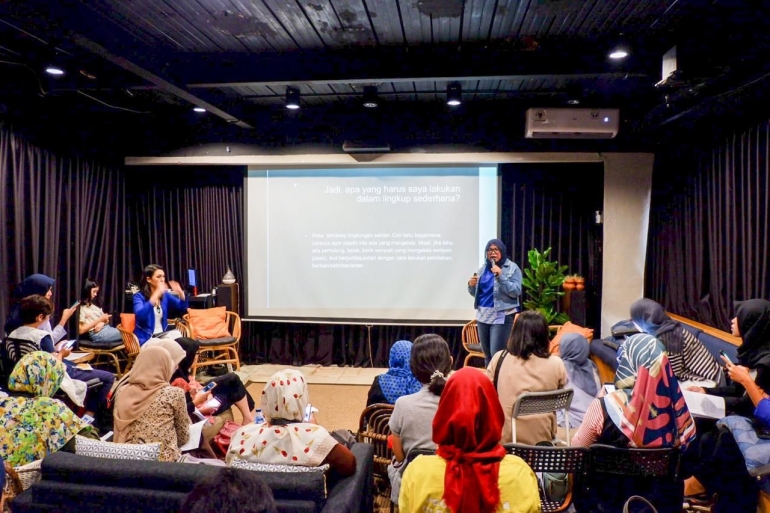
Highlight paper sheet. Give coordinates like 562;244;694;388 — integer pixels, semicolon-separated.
179;419;208;452
682;390;726;419
65;352;91;361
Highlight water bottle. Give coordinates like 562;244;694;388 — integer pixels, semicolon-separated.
254;408;265;425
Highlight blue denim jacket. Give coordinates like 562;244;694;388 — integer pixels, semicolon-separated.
468;258;522;311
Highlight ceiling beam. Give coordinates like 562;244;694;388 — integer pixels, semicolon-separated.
172;42;660;90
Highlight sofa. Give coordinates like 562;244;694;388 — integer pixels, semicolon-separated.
11;443;374;513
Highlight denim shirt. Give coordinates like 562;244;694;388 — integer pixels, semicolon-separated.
468;258;522;311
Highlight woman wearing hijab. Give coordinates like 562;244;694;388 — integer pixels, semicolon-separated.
227;369;356;477
557;333;601;431
631;298;723;387
366;340;422;406
571;334;695;512
4;274;77;341
467;239;522;365
0;352;95;466
113;346;189;461
399;367;539;513
680;299;770;512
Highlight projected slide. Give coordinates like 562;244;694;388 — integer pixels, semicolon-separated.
245;167;497;323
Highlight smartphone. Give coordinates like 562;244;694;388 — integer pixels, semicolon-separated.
64;339;77;349
602;383;616;395
719;350;734;365
201;381;217;393
304;403;313;422
70;301;80;309
81;414;95;425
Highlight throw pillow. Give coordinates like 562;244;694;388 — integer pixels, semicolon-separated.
187;306;230;340
229;458;330;474
120;313;136;333
549;321;595;355
75;436;161;461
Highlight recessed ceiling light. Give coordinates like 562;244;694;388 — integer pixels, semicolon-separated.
193;107;206;112
45;67;64;76
567;99;581;105
609;49;628;60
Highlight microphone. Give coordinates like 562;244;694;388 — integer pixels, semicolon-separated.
488;259;495;268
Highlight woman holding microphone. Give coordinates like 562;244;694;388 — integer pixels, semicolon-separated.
467;239;522;366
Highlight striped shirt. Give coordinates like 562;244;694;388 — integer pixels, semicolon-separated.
668;328;723;383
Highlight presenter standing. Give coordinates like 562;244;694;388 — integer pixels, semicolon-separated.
467;239;522;365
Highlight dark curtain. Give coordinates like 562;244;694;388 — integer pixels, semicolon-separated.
500;163;605;329
647;120;770;330
0;123;129;332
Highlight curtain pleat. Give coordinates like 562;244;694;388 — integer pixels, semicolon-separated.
647;119;770;329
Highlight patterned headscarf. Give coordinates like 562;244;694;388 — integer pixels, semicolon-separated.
379;340;421;404
433;368;507;513
9;351;66;397
0;352;88;466
604;334;695;449
226;370;337;467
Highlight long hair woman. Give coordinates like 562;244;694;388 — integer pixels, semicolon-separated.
132;264;188;345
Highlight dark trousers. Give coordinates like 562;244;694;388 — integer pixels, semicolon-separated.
210;373;255;416
67;365;115;413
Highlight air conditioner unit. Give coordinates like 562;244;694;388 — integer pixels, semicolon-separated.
525;108;620;139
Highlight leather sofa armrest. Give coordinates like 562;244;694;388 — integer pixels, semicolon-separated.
322;443;374;513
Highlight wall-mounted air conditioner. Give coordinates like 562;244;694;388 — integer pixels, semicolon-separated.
525;108;620;139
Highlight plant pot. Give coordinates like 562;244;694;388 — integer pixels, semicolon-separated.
575;279;585;291
563;281;576;291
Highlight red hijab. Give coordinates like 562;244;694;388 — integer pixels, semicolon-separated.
432;368;507;513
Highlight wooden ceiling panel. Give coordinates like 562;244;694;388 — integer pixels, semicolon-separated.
258;0;326;49
364;0;405;45
462;0;499;42
397;1;433;44
323;0;378;46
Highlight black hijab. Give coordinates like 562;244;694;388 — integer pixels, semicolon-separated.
172;337;198;381
630;298;685;354
735;299;770;368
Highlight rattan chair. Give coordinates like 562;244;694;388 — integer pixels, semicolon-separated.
511;388;574;445
116;324;141;375
356;403;395;496
182;311;241;377
504;443;588;513
78;328;127;376
461;319;485;367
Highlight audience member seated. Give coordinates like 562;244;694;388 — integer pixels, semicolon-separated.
180;467;277;513
366;340;421;406
387;334;452;503
0;457;5;511
557;333;600;436
0;352;95;466
4;274;77;342
133;264;188;345
7;295;114;418
572;334;695;511
687;299;770;417
631;298;723;387
78;278;122;345
680;299;770;512
227;369;356;477
169;337;255;425
399;367;540;512
113;346;189;461
487;310;567;444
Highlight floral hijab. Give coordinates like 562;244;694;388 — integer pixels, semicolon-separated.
379;340;421;404
0;352;88;466
226;370;336;467
604;334;695;449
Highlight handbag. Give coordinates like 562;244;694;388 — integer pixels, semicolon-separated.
212;420;242;456
622;495;658;513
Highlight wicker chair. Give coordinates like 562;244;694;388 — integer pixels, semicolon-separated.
511;389;574;445
461;319;485;367
356;403;395;496
505;443;588;513
3;459;41;512
182;311;241;377
116;324;141;375
78;321;132;377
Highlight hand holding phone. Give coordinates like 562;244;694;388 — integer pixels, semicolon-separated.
81;414;95;425
201;381;217;393
70;301;80;309
720;350;734;367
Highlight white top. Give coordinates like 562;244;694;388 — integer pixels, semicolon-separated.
153;304;163;334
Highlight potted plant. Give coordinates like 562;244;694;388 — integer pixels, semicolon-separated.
574;275;586;291
522;247;569;324
563;274;577;291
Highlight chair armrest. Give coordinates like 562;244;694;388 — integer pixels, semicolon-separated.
322;443;374;513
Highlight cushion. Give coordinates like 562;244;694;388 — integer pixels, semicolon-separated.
230;459;330;474
80;339;124;350
549;321;595;355
466;343;483;353
187;307;230;340
119;313;136;333
197;336;237;346
74;436;161;461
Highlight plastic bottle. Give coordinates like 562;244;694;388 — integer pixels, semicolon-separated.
254;408;265;425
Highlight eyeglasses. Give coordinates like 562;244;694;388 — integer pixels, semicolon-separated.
486;247;501;253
